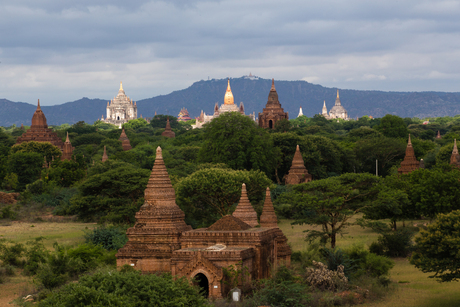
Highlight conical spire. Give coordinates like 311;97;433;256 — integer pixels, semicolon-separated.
161;118;175;138
119;127;132;151
65;132;70;143
232;183;258;227
31;99;48;129
398;134;419;174
322;100;328;115
335;89;342;106
436;130;442;139
450;139;460;167
298;107;303;117
285;145;312;184
453;139;458;155
102;146;108;162
120;81;123;91
224;78;234;105
270;78;276;91
260;187;278;228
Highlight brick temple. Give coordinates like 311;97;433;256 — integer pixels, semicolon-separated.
285;145;313;184
258;79;289;129
16;100;74;160
116;146;291;298
398;134;420;174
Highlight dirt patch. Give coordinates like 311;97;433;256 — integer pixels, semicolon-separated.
0;192;20;205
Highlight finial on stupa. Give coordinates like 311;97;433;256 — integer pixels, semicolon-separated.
224;78;234;105
408;134;412;146
232;183;259;227
337;89;339;99
271;78;276;91
65;132;70;143
119;81;123;91
37;99;41;109
453;139;458;154
260;187;278;228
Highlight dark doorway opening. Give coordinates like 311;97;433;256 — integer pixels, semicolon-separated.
194;273;209;298
269;120;273;129
117;116;120;120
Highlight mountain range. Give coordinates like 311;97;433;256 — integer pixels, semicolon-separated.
1;76;460;126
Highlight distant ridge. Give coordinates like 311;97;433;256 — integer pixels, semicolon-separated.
1;76;460;126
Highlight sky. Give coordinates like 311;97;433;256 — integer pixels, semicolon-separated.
1;0;460;106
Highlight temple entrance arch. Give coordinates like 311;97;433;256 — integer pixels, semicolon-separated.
117;116;120;120
193;273;209;298
269;120;273;129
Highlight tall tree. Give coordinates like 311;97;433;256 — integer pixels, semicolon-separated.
198;112;278;176
277;173;380;248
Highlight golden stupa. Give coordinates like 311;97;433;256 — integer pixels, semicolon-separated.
224;78;234;105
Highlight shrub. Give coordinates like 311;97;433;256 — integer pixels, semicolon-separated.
23;237;49;276
0;239;25;267
37;269;208;307
245;266;310;307
320;247;358;278
345;244;394;278
369;241;385;256
378;228;414;257
84;226;128;251
305;261;348;291
0;205;18;220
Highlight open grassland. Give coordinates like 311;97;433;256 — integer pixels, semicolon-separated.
278;218;460;307
0;222;96;305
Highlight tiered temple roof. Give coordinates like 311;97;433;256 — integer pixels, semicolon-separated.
161;118;175;138
232;183;259;227
103;82;137;125
16;100;65;150
119;128;132;151
177;108;192;122
284;145;313;184
398;135;420;174
258;79;289;129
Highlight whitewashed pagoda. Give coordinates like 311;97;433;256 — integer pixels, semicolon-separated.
103;82;138;125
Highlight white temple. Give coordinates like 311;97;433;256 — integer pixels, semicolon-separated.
102;82;138;125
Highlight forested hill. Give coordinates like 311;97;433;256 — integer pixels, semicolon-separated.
2;76;460;126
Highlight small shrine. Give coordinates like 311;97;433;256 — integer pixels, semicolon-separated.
258;79;289;129
397;135;419;174
161;118;175;138
102;146;108;162
119;128;132;151
284;145;313;184
450;139;460;168
61;132;75;161
177;108;192;122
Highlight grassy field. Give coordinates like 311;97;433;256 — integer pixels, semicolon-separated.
1;219;459;306
278;218;460;307
0;222;96;305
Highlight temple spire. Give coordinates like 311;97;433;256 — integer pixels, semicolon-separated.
232;183;258;227
260;187;278;228
270;78;276;91
224;78;234;105
337;89;339;99
102;146;108;162
120;81;123;91
408;134;412;146
37;99;41;110
65;132;70;143
161;118;175;138
453;139;458;155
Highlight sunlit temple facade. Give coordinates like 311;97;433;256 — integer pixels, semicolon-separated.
102;82;138;126
322;90;349;120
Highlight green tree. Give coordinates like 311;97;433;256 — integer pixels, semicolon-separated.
198;112;278;176
354;136;406;176
70;161;150;223
11;141;62;161
375;114;408;138
278;173;380;248
43;159;86;187
122;118;149;130
7;152;44;190
410;210;460;282
176;167;273;228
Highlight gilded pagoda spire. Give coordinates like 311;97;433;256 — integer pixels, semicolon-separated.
120;81;123;91
232;183;258;227
224;78;234;105
260;187;278;228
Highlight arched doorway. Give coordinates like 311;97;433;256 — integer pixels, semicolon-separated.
117;116;120;120
193;273;209;298
269;120;273;129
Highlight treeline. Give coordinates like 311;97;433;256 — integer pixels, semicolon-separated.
0;112;459;226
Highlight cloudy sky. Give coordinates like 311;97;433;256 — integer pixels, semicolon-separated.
1;0;460;105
